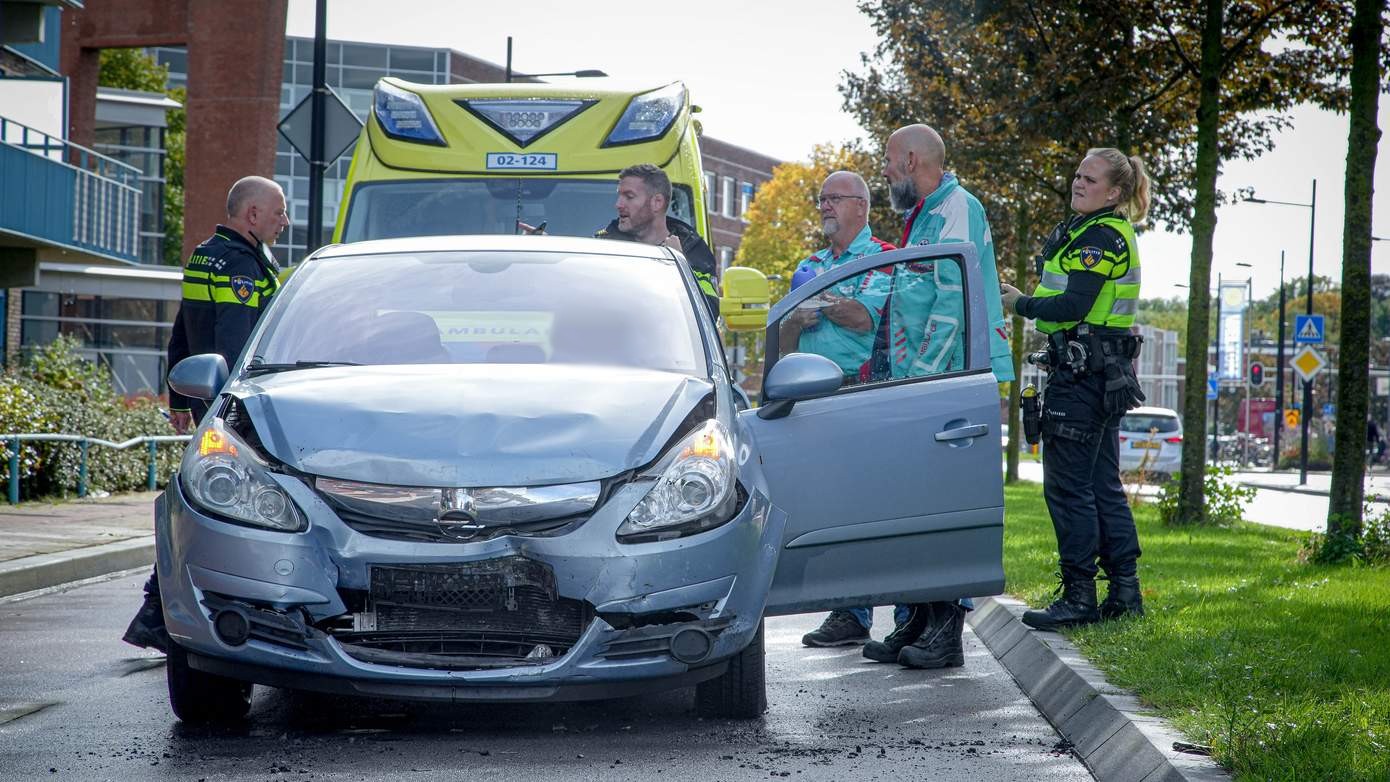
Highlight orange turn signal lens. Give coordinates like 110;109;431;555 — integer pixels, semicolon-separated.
198;429;239;458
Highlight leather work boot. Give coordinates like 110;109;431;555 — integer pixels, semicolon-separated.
897;602;965;669
1022;576;1100;631
122;593;169;654
862;604;932;663
1099;572;1144;619
801;610;870;647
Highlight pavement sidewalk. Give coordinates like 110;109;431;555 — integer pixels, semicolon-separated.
0;492;156;599
1012;462;1390;533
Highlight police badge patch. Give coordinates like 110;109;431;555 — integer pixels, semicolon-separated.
1078;246;1104;269
230;275;255;303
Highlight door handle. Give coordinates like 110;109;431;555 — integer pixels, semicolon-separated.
935;424;989;442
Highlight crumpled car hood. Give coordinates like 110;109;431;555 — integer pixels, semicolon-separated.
231;364;713;487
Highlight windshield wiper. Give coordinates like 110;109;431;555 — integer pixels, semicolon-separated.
244;359;362;376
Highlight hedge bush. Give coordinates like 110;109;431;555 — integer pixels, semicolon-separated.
0;337;182;499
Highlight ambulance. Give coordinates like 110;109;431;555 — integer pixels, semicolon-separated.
334;79;707;245
333;78;767;330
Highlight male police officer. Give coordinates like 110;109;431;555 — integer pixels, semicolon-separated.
522;164;719;317
123;176;289;652
860;124;1014;669
167;176;290;433
791;171;900;648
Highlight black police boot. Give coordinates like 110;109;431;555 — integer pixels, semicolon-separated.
801;610;870;647
1021;575;1100;631
897;602;965;669
122;583;169;654
1099;567;1144;620
862;604;932;663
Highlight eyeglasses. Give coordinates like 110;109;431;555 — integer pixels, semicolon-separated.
816;194;866;207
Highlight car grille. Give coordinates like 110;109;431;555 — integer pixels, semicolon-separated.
332;557;593;669
333;506;583;543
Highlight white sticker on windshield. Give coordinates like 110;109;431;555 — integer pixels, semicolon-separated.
486;152;558;170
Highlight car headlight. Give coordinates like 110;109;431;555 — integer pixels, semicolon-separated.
372;80;445;146
603;82;685;146
617;420;737;542
180;418;306;532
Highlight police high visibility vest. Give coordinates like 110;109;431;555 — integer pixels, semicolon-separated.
1033;212;1140;334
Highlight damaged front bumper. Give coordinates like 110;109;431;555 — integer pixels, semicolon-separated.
156;471;780;703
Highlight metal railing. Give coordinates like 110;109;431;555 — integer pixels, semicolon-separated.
0;115;143;262
1;433;191;504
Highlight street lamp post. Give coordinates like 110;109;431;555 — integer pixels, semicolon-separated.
504;36;607;82
1178;281;1222;460
1242;179;1316;484
1274;250;1286;467
1235;262;1253;467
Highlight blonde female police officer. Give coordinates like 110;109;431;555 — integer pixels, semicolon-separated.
1000;148;1150;631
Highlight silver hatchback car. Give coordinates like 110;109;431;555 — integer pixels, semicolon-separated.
1117;406;1183;481
158;235;1003;722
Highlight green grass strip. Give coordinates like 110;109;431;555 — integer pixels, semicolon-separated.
1003;481;1390;782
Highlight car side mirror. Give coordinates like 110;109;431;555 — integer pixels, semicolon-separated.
719;266;770;332
168;354;229;401
757;352;843;420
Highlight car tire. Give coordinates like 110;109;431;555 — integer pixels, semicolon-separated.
695;620;766;719
166;643;253;724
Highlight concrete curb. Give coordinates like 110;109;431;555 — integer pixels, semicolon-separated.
0;536;154;599
1236;481;1331;498
968;596;1229;782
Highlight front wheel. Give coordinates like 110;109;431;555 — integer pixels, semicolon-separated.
695;620;767;719
166;643;253;724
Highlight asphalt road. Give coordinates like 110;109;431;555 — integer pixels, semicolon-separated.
0;572;1093;781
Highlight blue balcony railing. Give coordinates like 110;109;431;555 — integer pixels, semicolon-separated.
0;116;142;263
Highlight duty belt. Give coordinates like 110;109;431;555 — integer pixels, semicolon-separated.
1045;325;1143;376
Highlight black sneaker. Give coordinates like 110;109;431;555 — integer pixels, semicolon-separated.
862;604;932;662
898;602;965;669
801;610;870;647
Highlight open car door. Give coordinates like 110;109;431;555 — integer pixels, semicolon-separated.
742;243;1005;616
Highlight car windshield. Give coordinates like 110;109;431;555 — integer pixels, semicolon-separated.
341;179;696;242
1120;414;1180;433
252;250;706;376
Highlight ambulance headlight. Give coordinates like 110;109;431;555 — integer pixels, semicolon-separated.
617;420;737;542
373;81;445;146
604;82;685;146
180;419;306;533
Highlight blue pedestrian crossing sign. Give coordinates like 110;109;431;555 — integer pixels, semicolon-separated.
1207;378;1219;400
1294;314;1325;344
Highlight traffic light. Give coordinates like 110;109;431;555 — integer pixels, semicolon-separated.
1250;362;1264;387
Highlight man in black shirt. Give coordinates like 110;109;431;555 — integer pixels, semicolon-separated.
123;176;288;653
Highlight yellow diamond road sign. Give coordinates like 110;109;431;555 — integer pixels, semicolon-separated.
1292;345;1326;382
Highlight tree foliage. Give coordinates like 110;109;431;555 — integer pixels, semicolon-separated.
97;48;184;265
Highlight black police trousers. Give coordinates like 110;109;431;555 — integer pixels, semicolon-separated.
1040;367;1142;581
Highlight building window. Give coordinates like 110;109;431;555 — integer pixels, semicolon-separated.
718;246;734;272
704;170;717;216
721;177;735;219
20;292;175;396
739;181;754;221
93;123;169;265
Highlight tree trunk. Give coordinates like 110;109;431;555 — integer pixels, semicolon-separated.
1176;0;1223;525
1326;0;1383;543
1006;202;1030;484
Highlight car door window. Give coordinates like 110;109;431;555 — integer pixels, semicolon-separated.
772;256;968;389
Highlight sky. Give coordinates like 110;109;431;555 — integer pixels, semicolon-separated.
285;0;1390;300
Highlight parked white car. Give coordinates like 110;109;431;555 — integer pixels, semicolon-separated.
1117;406;1182;482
